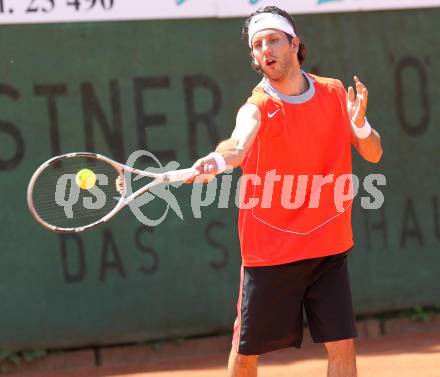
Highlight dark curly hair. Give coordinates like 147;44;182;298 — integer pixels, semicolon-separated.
242;6;307;70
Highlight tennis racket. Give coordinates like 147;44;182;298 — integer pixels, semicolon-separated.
27;152;197;233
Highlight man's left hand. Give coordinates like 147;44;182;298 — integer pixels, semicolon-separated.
347;76;368;128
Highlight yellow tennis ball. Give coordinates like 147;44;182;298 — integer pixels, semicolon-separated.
75;169;96;190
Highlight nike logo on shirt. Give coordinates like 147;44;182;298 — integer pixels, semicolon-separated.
268;109;281;118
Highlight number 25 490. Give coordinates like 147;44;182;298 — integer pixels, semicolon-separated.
25;0;114;13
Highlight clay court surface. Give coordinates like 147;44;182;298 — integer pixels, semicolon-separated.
8;326;440;377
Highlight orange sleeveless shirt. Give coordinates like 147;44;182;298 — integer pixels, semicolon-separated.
238;73;354;266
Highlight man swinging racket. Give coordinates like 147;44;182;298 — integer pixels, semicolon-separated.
187;6;383;377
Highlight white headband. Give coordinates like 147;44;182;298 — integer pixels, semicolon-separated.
248;13;296;48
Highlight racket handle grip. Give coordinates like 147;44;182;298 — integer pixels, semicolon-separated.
164;168;198;183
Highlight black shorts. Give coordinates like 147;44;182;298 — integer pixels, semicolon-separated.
232;251;357;355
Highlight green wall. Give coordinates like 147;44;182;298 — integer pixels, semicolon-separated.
0;8;439;351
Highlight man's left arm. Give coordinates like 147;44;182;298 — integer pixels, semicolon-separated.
347;76;383;164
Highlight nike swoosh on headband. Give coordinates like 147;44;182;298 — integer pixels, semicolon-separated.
248;13;296;48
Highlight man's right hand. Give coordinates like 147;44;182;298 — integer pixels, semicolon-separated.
184;154;219;184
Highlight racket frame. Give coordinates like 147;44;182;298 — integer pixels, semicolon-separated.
27;152;196;233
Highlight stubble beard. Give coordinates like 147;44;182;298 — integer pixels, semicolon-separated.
262;57;291;82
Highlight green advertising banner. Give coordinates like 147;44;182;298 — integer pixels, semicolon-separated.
0;8;439;351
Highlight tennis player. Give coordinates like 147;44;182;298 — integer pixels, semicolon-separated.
188;6;383;377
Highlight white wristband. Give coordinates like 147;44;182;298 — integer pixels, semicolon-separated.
351;117;372;139
209;152;227;174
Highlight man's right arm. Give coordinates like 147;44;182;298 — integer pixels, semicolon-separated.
220;103;262;168
187;103;261;182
